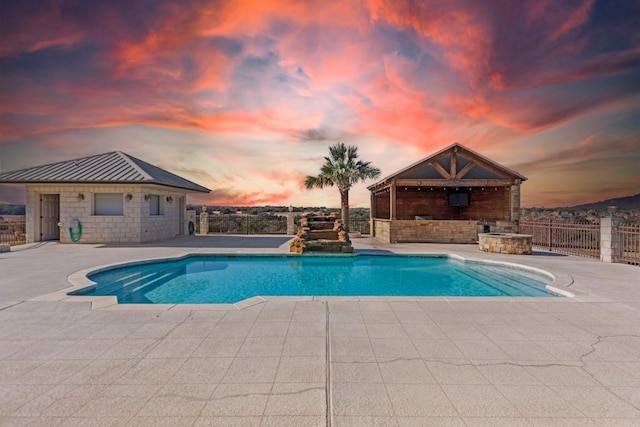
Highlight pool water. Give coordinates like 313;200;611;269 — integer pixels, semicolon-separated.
75;255;555;304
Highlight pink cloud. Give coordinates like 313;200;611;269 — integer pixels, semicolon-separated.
548;0;595;41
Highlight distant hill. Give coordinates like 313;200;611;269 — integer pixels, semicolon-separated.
0;203;25;215
569;193;640;210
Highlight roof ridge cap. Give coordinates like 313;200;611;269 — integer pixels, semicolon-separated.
115;152;153;180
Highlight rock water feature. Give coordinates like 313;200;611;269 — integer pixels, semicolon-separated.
289;213;354;254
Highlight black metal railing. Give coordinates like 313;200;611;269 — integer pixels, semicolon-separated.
195;214;371;236
201;215;288;235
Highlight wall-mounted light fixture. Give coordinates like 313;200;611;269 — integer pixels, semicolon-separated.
77;193;84;201
144;194;150;202
166;196;174;203
125;193;133;202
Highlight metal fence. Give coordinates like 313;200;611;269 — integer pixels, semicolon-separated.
519;219;600;258
201;215;288;234
617;222;640;265
0;220;26;245
348;217;371;235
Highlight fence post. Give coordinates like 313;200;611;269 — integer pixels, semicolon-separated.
600;217;621;262
199;206;209;235
548;219;552;251
286;209;296;235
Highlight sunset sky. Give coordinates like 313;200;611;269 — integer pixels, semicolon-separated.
1;0;639;208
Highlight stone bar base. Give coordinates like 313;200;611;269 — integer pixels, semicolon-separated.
373;219;478;243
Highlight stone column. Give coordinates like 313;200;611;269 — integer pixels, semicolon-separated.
199;206;209;235
370;191;376;236
286;205;295;235
25;188;36;243
600;217;621;263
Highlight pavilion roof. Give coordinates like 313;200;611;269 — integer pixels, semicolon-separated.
368;142;527;190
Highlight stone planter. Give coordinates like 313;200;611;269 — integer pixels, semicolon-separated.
478;233;532;255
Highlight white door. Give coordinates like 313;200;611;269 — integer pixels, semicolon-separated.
40;194;60;241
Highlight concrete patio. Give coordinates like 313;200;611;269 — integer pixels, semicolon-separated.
0;235;639;426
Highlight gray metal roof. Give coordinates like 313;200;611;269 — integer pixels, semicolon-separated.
0;151;210;193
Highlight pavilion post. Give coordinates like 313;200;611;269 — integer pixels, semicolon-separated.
510;181;521;222
390;183;396;220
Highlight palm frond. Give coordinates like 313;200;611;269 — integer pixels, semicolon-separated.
304;142;380;191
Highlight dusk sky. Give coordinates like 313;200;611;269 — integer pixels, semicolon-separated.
1;0;639;208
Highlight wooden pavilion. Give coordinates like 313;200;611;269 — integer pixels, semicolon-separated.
367;142;527;243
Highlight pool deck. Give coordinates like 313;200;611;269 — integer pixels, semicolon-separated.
0;235;639;426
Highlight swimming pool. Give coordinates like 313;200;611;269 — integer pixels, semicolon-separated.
72;254;555;304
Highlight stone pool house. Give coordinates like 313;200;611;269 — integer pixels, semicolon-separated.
368;142;527;243
0;151;210;244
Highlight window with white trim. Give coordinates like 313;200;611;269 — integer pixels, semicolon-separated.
94;193;124;216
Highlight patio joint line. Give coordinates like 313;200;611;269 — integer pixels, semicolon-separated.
325;301;332;427
0;301;24;311
199;386;326;402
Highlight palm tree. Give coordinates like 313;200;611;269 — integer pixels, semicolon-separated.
304;143;381;231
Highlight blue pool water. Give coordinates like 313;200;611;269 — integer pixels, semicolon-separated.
74;255;555;304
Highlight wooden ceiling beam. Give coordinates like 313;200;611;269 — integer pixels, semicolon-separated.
395;178;514;187
451;152;457;177
431;162;451;179
455;161;476;179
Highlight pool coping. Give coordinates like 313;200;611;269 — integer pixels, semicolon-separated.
29;251;577;310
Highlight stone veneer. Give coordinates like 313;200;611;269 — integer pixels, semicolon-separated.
478;233;532;255
25;184;189;244
373;219;478;243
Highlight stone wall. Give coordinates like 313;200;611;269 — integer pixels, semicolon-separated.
139;191;185;243
25;184;188;244
478;233;532;255
373;219;478;243
373;219;391;242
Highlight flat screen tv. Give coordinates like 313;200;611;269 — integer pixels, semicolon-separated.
449;192;469;207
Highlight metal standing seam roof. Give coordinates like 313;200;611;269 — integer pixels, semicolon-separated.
0;151;211;193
